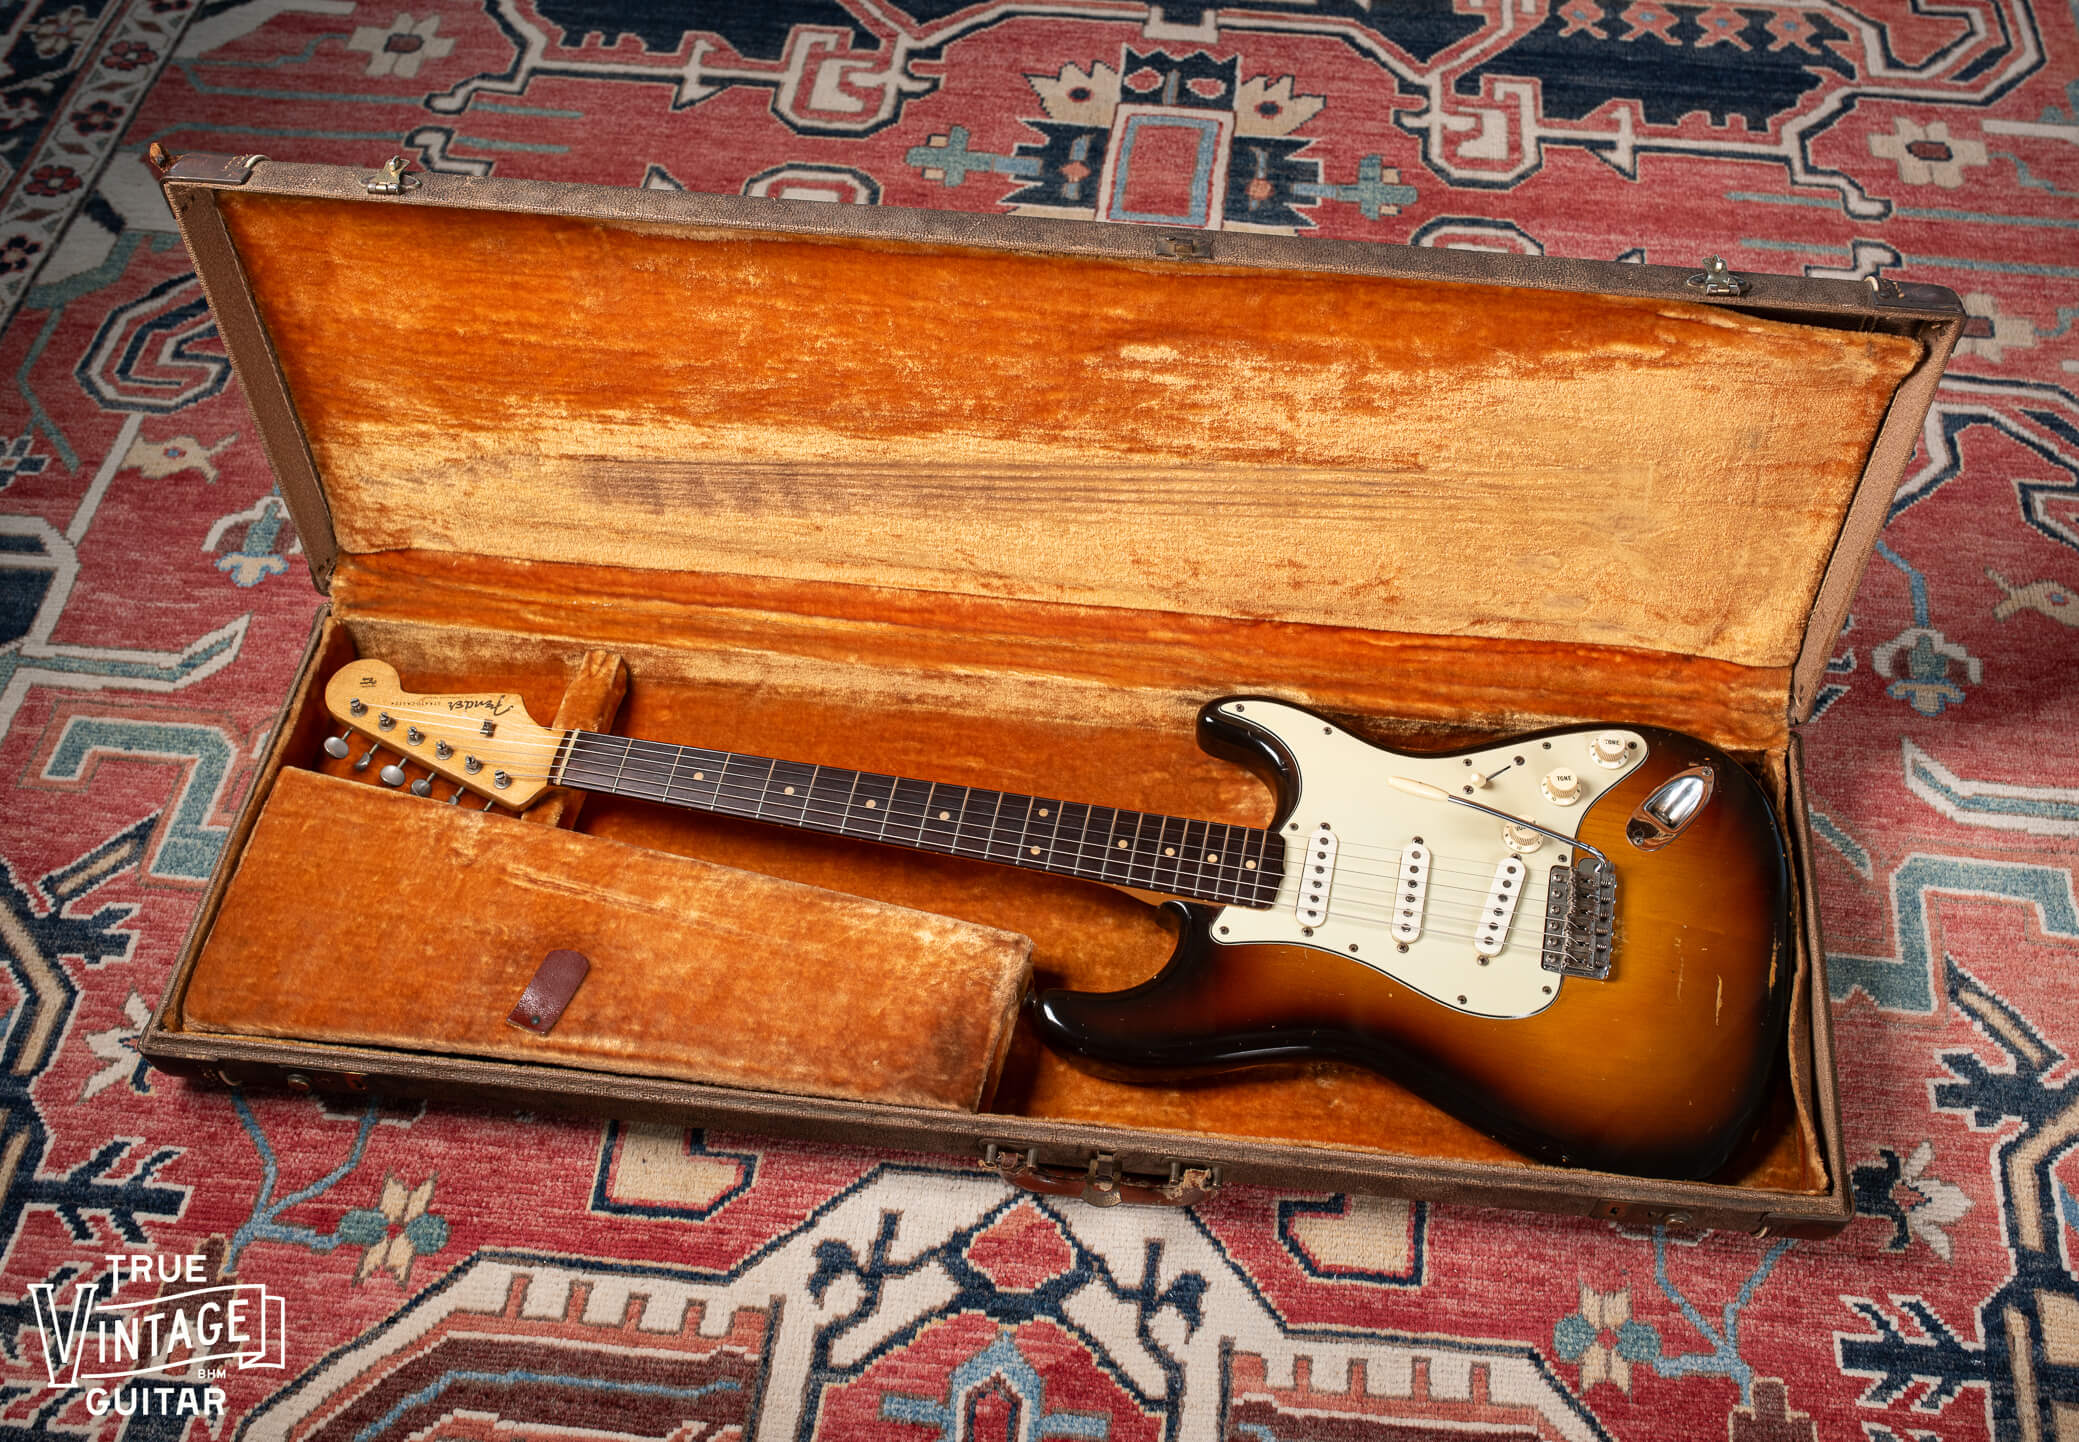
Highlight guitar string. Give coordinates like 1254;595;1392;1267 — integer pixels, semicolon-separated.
337;709;1588;891
442;752;1556;912
349;764;1560;944
392;768;1557;952
334;701;1593;876
341;726;1566;901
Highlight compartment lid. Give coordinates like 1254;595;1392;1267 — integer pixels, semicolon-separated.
160;153;1959;723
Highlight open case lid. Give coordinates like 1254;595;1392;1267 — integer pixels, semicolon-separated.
158;152;1960;731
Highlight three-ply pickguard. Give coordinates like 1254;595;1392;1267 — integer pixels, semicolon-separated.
1205;700;1647;1018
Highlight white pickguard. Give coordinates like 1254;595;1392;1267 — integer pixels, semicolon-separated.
1210;701;1648;1019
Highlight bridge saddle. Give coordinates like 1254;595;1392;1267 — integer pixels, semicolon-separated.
1541;860;1616;980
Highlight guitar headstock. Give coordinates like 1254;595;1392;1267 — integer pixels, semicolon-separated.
320;660;559;809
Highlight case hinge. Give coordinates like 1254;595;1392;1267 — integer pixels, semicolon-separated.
1154;234;1213;261
981;1144;1220;1207
149;146;265;185
362;156;422;196
1686;255;1749;297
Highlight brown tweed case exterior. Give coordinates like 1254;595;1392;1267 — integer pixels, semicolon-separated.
141;152;1963;1234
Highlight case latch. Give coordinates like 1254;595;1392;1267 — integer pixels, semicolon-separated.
1154;234;1213;261
362;156;422;196
1686;254;1749;297
1866;274;1960;310
981;1144;1221;1207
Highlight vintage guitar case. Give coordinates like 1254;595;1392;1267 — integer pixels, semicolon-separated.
141;150;1962;1233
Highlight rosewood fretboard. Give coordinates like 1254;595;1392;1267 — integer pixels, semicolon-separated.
555;730;1285;909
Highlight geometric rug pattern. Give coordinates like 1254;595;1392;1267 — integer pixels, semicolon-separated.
1;2;2075;1437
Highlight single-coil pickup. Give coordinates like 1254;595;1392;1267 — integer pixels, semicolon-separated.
1296;823;1337;928
1474;856;1528;957
1392;843;1429;942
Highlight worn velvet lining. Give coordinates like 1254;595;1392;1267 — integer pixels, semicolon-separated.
217;194;1920;670
188;768;1032;1112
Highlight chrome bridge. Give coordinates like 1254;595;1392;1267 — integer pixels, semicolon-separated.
1541;860;1616;980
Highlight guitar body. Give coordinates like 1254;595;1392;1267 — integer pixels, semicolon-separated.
323;662;1791;1179
1030;699;1792;1179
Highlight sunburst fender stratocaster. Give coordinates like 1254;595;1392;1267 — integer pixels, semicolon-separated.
323;661;1791;1179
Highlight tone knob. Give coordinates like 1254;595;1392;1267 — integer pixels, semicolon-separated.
1541;767;1582;805
1591;732;1632;769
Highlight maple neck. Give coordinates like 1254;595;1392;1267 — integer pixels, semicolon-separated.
555;730;1285;908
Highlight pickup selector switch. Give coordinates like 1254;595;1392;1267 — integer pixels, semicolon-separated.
1591;732;1631;769
1541;767;1582;805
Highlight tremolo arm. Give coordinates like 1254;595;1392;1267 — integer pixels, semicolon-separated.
1387;773;1619;981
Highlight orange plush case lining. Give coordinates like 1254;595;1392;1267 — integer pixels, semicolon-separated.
172;188;1930;1194
187;767;1032;1113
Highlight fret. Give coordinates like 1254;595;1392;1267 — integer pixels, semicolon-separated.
803;763;856;837
832;767;864;837
918;783;966;854
1055;802;1094;879
1233;823;1261;903
1125;810;1156;889
746;756;781;819
557;732;603;789
1031;806;1064;876
658;743;682;808
955;789;1001;861
1081;806;1114;883
604;737;645;799
767;759;819;826
1246;827;1277;905
555;732;607;790
1013;795;1049;866
678;746;729;811
1206;822;1239;902
1153;814;1187;895
852;772;898;839
1178;818;1210;899
713;752;766;821
996;793;1034;866
888;777;935;848
612;739;672;801
585;734;631;796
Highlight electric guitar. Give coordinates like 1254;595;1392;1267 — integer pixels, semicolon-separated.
322;660;1791;1179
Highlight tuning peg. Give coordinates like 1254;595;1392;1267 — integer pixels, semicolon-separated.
481;795;497;811
353;743;378;772
447;784;465;805
379;760;407;787
322;727;353;760
410;777;432;797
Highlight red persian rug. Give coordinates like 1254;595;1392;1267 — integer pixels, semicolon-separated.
1;1;2075;1438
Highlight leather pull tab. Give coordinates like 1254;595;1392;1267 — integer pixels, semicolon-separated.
509;949;590;1034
